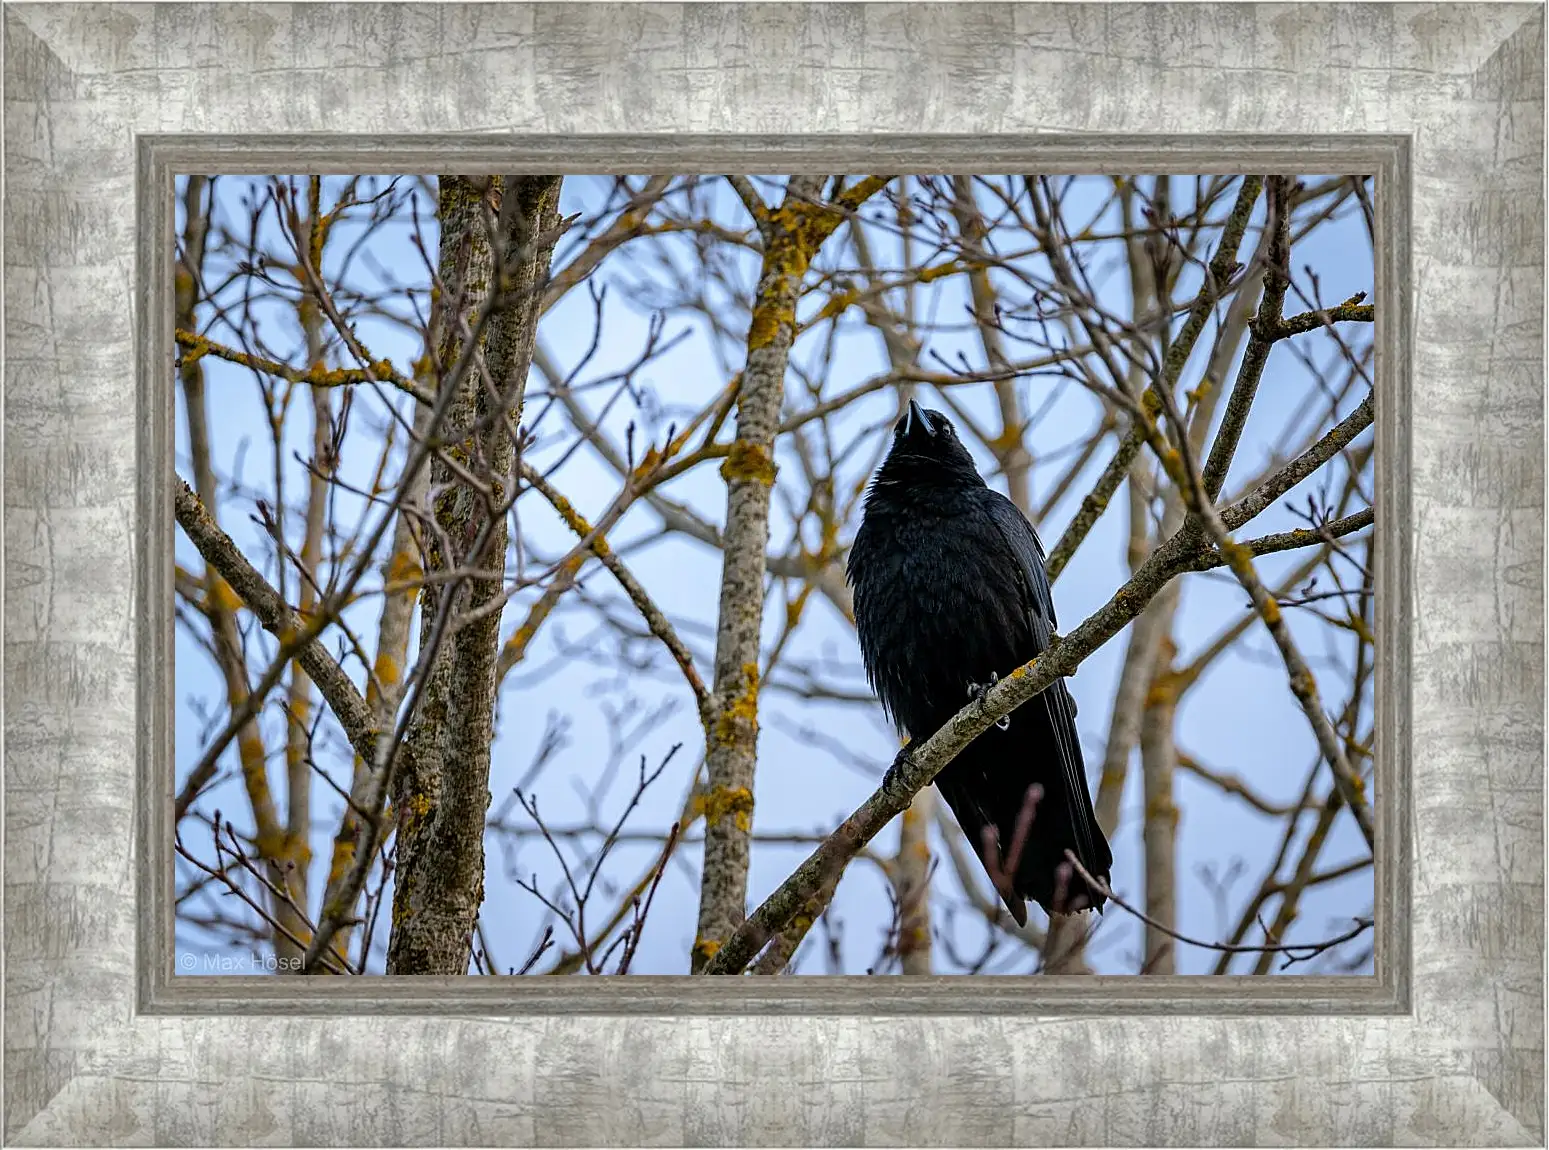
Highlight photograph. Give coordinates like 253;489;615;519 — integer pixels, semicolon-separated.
170;171;1377;978
8;1;1540;1143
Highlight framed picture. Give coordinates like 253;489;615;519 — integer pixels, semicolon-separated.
5;3;1542;1145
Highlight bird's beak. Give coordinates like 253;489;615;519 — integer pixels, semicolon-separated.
902;398;932;438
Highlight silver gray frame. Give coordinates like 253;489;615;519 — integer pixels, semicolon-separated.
5;3;1542;1145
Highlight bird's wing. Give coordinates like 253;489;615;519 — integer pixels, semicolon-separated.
981;492;1058;641
981;491;1106;877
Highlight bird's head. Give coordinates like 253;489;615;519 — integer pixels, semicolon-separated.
874;398;984;489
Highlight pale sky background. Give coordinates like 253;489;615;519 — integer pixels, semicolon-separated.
174;174;1376;976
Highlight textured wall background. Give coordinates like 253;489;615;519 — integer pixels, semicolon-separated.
3;3;1542;1145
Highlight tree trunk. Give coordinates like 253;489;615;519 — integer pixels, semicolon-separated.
692;176;884;971
387;174;563;975
895;789;935;974
1140;626;1181;974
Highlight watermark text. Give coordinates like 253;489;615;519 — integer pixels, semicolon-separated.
178;949;304;974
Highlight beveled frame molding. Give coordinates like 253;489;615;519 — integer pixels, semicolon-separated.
138;134;1410;1017
7;3;1540;1144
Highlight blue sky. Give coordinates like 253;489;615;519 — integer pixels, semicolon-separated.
174;174;1375;976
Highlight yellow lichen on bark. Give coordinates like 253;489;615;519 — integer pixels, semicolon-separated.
703;785;756;832
719;441;778;486
1143;794;1181;829
713;661;761;749
1144;670;1187;709
746;301;789;352
384;548;423;589
327;831;357;887
207;574;244;614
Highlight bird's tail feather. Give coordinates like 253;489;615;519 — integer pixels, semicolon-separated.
934;682;1112;921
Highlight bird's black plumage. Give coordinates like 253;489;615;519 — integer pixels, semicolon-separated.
845;399;1112;925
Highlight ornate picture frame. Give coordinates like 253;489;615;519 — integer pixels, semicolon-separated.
5;3;1541;1143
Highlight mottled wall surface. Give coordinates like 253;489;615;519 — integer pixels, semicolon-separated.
3;4;1542;1145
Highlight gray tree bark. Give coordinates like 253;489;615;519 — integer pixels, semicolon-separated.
387;175;564;975
692;175;892;971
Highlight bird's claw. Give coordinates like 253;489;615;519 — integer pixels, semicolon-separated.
967;671;1000;711
967;672;1011;730
883;743;914;792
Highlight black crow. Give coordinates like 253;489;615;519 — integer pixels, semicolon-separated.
846;399;1112;925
